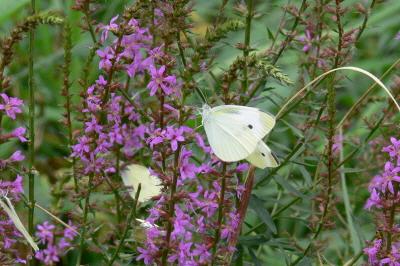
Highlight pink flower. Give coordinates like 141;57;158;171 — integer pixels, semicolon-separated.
378;162;400;194
8;150;25;162
0;94;24;119
97;47;114;69
100;15;119;42
192;243;211;263
297;30;319;52
36;222;56;244
382;137;400;165
11;127;27;142
147;65;175;96
165;126;185;151
43;244;60;263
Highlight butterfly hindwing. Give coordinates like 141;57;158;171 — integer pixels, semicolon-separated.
246;140;280;168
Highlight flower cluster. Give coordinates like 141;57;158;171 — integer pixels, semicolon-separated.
363;137;400;265
0;175;28;264
137;146;247;265
69;9;251;265
0;93;27;170
35;221;78;265
0;88;30;264
70;15;155;177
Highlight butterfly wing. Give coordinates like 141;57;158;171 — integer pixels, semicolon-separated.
0;194;39;251
210;105;276;139
202;104;276;162
121;164;161;202
246;140;280;168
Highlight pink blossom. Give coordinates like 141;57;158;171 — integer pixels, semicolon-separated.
0;94;24;119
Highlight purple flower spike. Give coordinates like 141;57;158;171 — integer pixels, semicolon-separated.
297;30;319;53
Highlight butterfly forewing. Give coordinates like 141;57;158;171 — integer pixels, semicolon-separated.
210;105;276;139
204;114;260;161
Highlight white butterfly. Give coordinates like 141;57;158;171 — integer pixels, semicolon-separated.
120;164;161;202
0;193;39;251
132;219;165;243
202;104;279;168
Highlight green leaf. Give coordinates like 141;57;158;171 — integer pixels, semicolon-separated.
289;144;306;162
248;247;262;266
351;212;366;246
280;119;304;137
273;175;309;200
342;168;366;173
321;256;340;266
298;165;313;185
249;195;277;234
269;139;292;152
238;234;270;245
267;27;275;41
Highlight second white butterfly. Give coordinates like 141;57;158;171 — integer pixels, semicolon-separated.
120;164;161;202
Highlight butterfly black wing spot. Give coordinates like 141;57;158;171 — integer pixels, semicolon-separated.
261;152;266;157
248;124;253;129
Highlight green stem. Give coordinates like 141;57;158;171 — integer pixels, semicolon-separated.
83;2;97;44
240;0;253;98
76;175;93;266
356;0;376;41
28;0;36;262
107;193;138;266
271;0;307;66
268;0;290;51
